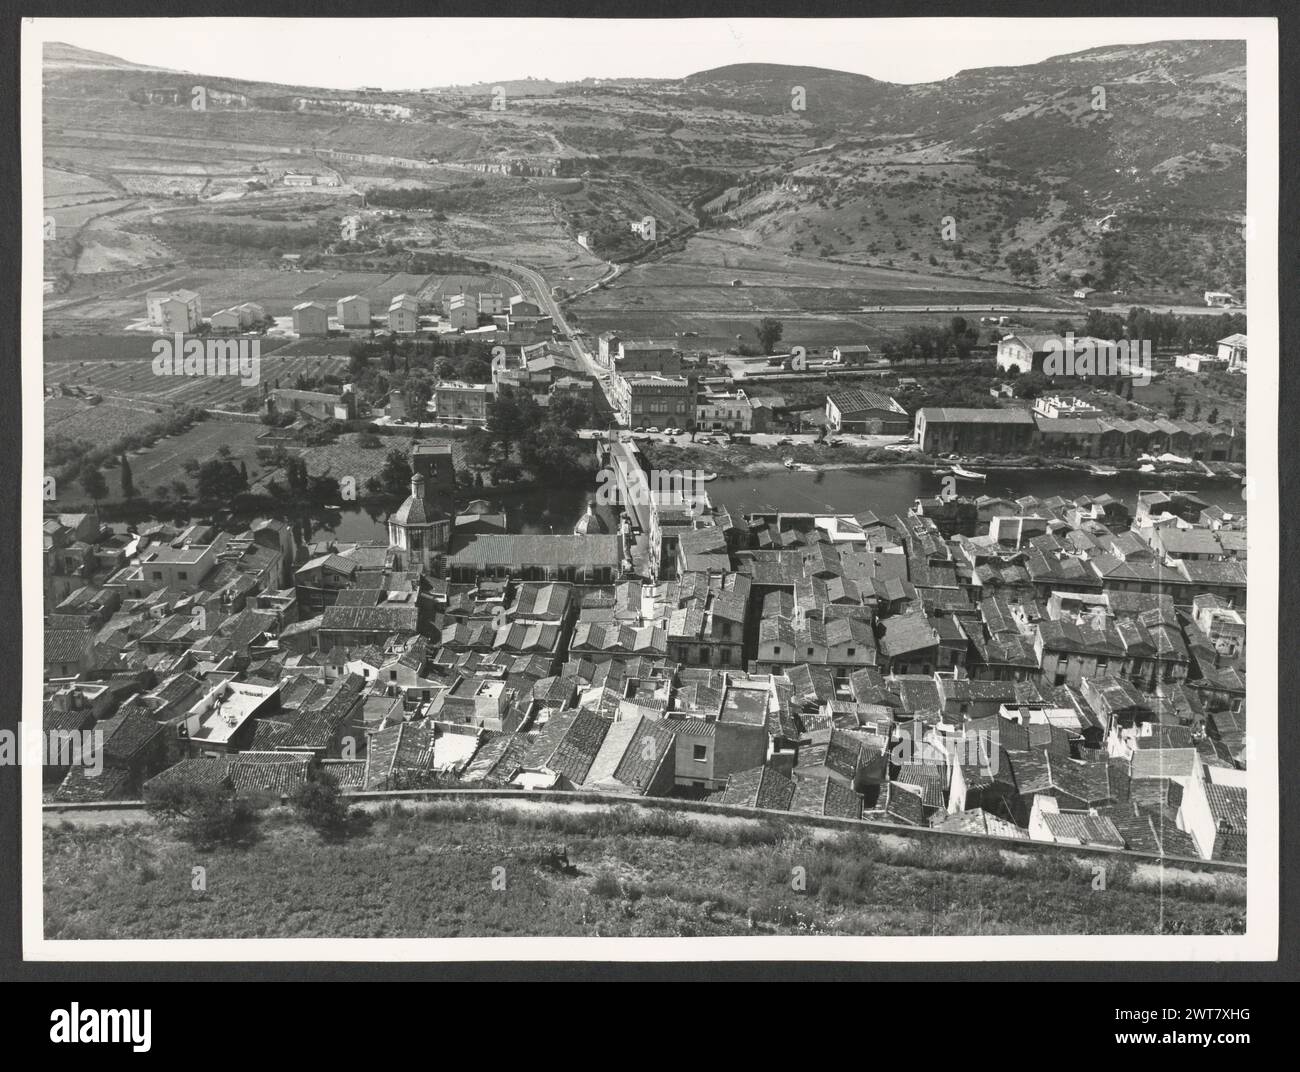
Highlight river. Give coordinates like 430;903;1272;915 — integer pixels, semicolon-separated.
300;466;1245;545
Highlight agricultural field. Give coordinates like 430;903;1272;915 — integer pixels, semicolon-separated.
45;418;272;507
44;396;175;446
45;341;346;411
287;431;461;491
418;273;523;305
112;420;271;500
569;233;1063;345
44;198;137;236
1133;368;1249;428
43;166;118;200
43;267;432;328
574;309;1078;353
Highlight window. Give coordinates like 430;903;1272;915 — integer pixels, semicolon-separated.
773;645;782;655
847;648;856;657
178;572;188;581
692;744;708;762
807;647;814;656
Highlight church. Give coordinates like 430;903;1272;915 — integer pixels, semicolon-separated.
387;472;452;573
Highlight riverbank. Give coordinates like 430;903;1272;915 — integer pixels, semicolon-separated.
643;440;1243;483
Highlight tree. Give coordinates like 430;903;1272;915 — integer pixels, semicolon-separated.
463;427;494;470
290;771;350;836
79;465;107;502
1012;370;1052;401
366;447;412;497
196;459;248;501
492;459;523;484
404;371;434;421
1005;250;1040;279
119;456;136;499
284;456;310;497
488;386;543;456
144;781;258;848
756;318;784;355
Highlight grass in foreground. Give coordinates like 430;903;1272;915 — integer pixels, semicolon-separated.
44;803;1246;939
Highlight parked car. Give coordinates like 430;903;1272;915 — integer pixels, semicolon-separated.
696;435;714;445
633;426;646;433
647;426;660;435
776;437;793;446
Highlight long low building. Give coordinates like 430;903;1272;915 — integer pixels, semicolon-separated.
914;407;1243;462
1035;416;1242;461
914;408;1039;454
446;533;620;585
826;389;910;435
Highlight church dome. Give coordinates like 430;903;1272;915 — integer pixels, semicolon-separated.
390;473;449;528
573;503;610;535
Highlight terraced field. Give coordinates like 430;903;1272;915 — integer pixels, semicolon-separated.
45;345;348;410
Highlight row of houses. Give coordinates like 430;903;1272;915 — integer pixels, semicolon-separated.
42;427;1247;860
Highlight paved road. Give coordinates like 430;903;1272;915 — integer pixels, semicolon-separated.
493;257;618;410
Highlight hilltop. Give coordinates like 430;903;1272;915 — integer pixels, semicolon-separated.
41;38;1246;296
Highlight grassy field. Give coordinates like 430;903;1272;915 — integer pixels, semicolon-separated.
43;801;1246;939
1133;368;1248;428
568;233;1065;347
46;419;273;506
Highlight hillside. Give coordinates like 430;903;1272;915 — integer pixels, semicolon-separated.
44;800;1246;939
41;39;1247;298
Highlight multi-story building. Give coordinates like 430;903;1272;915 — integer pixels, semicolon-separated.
617;373;692;429
696;387;755;432
292;301;330;337
389;293;421;333
444;294;477;331
147;289;202;333
337;294;371;329
432;381;494;425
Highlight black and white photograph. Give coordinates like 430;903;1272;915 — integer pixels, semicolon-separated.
16;13;1280;966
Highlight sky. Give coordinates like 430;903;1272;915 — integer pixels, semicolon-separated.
30;17;1249;89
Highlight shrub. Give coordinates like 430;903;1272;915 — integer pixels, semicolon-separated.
592;871;622;899
144;781;259;848
290;772;350;835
